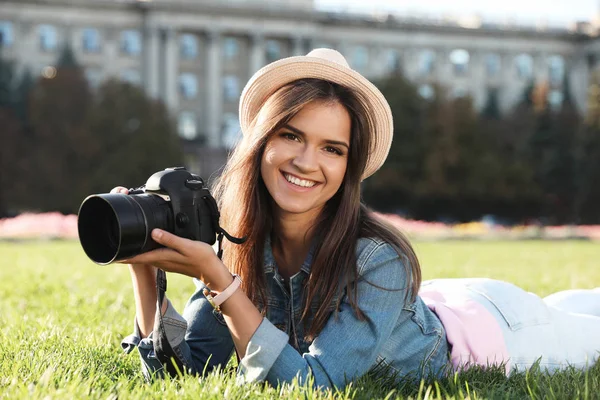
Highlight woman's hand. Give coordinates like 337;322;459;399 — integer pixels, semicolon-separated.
118;229;233;292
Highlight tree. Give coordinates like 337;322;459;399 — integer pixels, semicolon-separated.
13;68;34;124
84;79;183;198
481;88;501;120
363;74;426;213
0;49;22;216
20;44;96;213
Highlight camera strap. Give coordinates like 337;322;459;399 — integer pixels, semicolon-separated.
202;194;246;259
153;268;189;377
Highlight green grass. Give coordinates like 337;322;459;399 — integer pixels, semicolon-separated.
1;240;599;399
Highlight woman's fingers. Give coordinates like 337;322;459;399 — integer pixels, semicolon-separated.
110;186;129;194
150;229;192;255
122;247;188;266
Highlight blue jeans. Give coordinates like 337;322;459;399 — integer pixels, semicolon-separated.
422;279;600;373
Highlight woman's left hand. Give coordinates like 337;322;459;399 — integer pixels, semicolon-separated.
117;228;233;291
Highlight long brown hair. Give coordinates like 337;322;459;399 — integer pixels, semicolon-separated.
213;78;421;340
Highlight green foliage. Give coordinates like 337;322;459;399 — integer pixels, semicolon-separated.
481;88;500;120
84;80;183;194
0;49;15;108
1;240;599;399
364;72;597;224
56;43;79;68
363;75;425;213
5;59;183;214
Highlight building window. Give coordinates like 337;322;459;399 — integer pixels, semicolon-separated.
515;54;533;80
384;49;401;74
85;68;103;88
548;90;563;110
178;112;198;140
265;40;281;63
418;50;436;76
485;53;501;77
418;84;434;99
223;75;240;102
351;46;369;72
548;55;565;86
180;34;198;59
222;113;241;149
82;28;101;53
449;49;469;76
121;30;142;55
121;69;141;86
0;21;14;47
39;25;58;51
179;73;198;99
223;37;239;60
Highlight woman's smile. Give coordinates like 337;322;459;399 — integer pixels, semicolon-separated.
280;171;320;191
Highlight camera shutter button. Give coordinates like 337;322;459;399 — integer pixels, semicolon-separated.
176;213;189;228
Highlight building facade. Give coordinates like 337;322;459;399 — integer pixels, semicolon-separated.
1;0;599;175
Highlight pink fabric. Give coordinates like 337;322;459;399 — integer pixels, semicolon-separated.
419;288;510;374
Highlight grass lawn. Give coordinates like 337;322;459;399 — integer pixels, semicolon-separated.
1;240;599;399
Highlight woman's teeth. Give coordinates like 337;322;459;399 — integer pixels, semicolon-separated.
284;173;316;188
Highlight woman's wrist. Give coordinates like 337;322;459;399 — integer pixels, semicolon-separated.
202;259;235;293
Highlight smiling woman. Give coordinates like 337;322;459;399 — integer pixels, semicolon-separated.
117;48;600;391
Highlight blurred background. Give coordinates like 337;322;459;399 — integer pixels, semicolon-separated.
1;0;600;239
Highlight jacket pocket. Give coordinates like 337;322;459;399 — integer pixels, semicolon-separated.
465;279;551;331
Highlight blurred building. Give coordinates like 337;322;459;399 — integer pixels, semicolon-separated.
1;0;599;175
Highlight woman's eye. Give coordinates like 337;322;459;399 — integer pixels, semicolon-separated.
324;146;343;156
281;132;299;141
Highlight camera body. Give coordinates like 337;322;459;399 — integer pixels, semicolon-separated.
136;167;218;245
77;167;221;265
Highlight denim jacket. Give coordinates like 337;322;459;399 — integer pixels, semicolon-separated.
121;237;449;389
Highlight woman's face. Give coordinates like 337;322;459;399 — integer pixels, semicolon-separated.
261;100;351;222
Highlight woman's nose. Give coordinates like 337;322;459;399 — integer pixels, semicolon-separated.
291;146;319;172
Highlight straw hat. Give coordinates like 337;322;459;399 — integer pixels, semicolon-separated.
239;48;393;181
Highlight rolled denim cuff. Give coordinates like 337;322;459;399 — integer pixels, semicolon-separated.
121;299;187;380
237;317;289;384
121;314;145;354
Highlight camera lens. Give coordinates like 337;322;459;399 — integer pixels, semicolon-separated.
77;193;173;265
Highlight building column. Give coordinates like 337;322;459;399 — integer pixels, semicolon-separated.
163;28;179;112
291;35;304;56
402;47;418;81
205;29;222;148
369;45;387;79
15;20;36;72
534;51;549;84
499;51;515;113
435;47;451;83
569;51;590;113
249;33;265;74
103;25;119;77
470;51;487;110
143;25;160;99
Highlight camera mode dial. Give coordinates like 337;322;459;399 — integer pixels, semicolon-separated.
185;179;204;191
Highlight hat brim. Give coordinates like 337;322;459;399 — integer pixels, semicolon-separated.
239;55;393;181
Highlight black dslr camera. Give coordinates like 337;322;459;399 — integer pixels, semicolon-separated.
78;167;236;265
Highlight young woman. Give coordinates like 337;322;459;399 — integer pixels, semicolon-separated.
116;49;600;389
